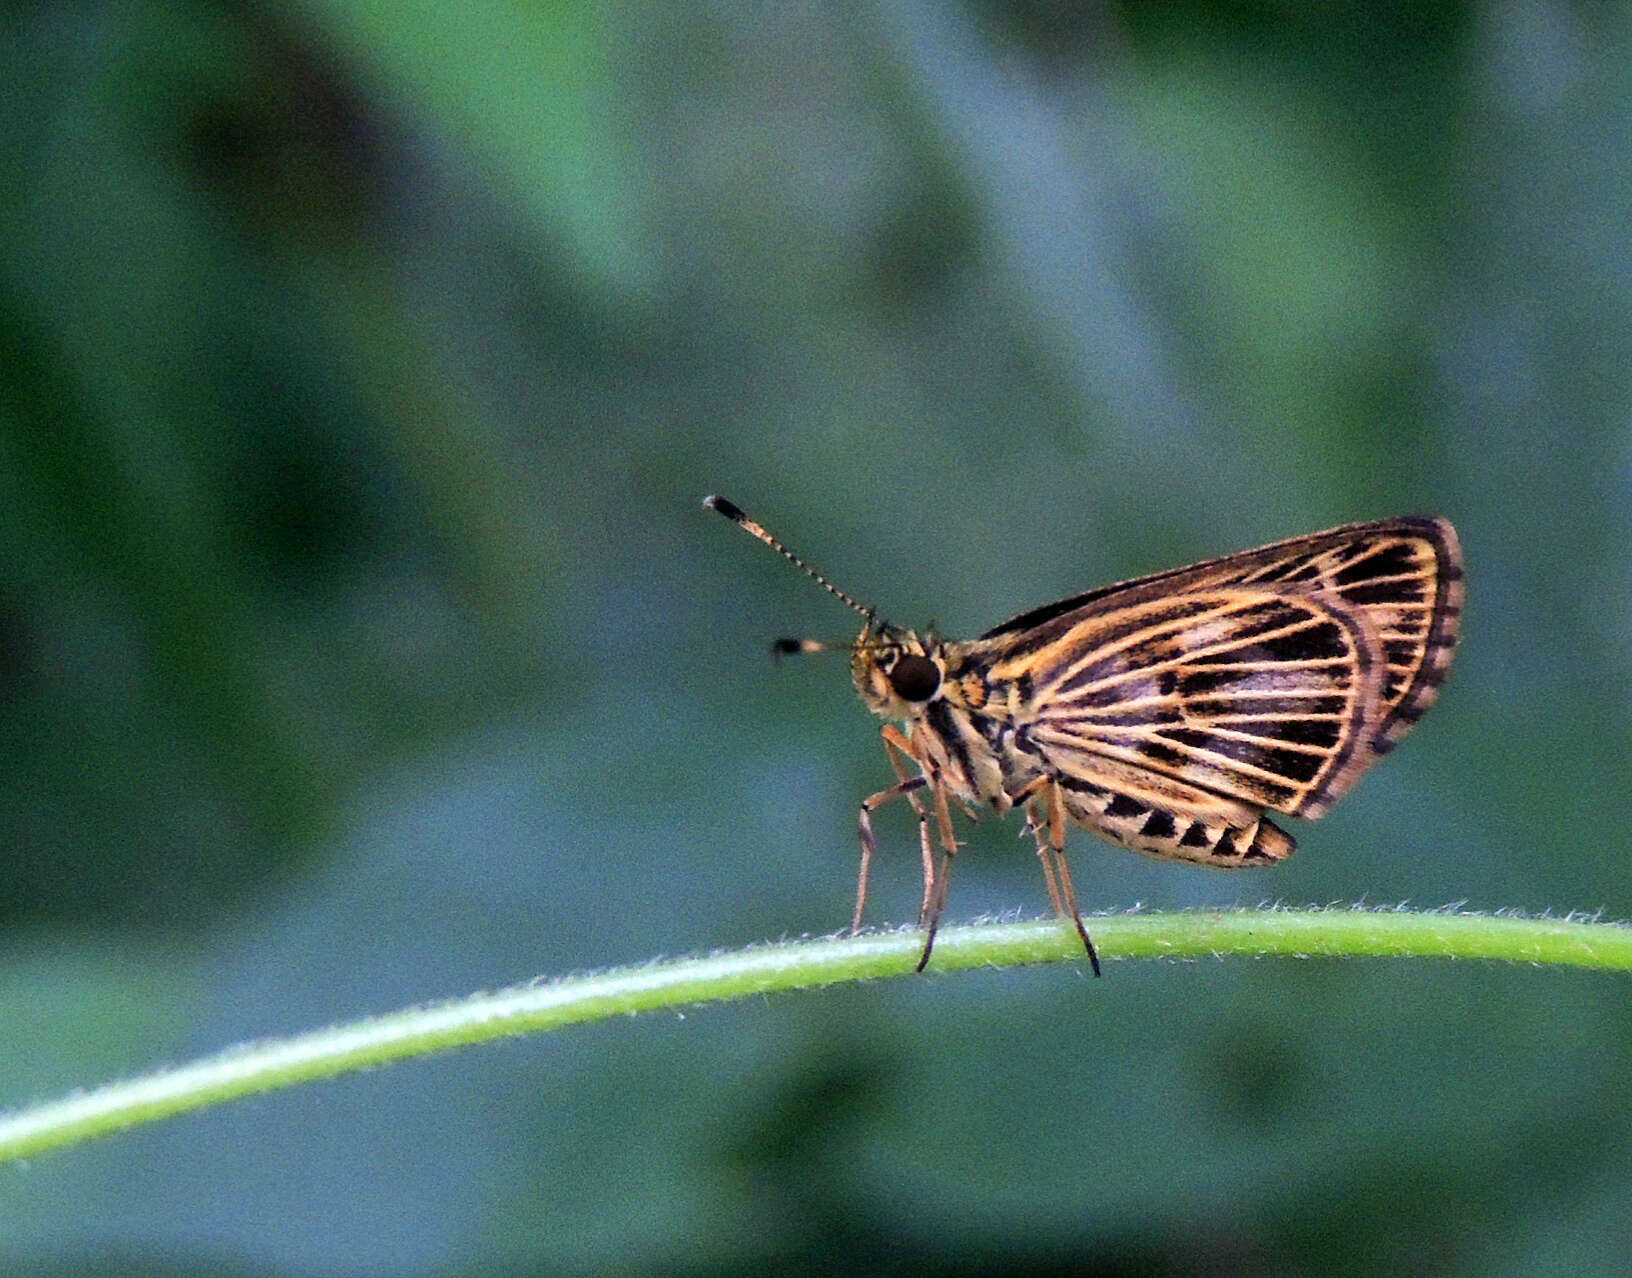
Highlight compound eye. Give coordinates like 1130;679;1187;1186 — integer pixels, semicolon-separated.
888;654;941;702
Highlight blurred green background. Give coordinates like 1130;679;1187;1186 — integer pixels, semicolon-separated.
3;0;1630;1273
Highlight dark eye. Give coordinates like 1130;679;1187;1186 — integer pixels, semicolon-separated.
888;654;941;701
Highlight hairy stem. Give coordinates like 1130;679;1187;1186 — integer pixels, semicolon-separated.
1;907;1626;1164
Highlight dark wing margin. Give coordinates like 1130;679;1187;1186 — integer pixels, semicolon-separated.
1324;518;1461;754
1216;516;1462;757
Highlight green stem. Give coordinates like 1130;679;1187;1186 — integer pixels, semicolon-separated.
1;907;1626;1164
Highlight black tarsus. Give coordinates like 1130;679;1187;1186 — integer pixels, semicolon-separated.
915;848;954;972
915;922;939;972
1074;916;1103;977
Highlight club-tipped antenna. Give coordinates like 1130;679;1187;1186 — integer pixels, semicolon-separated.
704;495;874;619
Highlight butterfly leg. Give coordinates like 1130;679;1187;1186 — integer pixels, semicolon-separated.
862;725;964;970
905;726;964;972
1013;776;1100;976
857;774;927;935
915;815;954;972
1011;777;1066;916
1045;779;1101;975
887;725;940;925
1024;809;1064;920
854;725;934;940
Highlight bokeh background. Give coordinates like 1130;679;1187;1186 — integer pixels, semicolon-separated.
3;1;1631;1273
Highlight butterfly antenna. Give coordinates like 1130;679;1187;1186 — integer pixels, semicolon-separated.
704;495;875;619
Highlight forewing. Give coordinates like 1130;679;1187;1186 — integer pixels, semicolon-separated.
988;588;1384;819
982;518;1462;760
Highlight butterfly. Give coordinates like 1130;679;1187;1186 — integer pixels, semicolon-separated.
706;496;1463;973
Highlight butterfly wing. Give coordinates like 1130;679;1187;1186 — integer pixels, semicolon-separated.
1003;588;1382;816
982;518;1462;776
1188;517;1463;754
978;520;1462;864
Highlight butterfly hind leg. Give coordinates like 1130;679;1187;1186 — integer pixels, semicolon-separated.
1016;776;1101;976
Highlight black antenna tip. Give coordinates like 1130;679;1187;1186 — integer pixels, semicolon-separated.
703;494;746;522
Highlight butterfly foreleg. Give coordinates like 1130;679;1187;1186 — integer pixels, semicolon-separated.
857;775;926;936
853;724;937;940
858;724;971;971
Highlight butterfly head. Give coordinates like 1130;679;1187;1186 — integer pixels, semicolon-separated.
851;621;944;721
